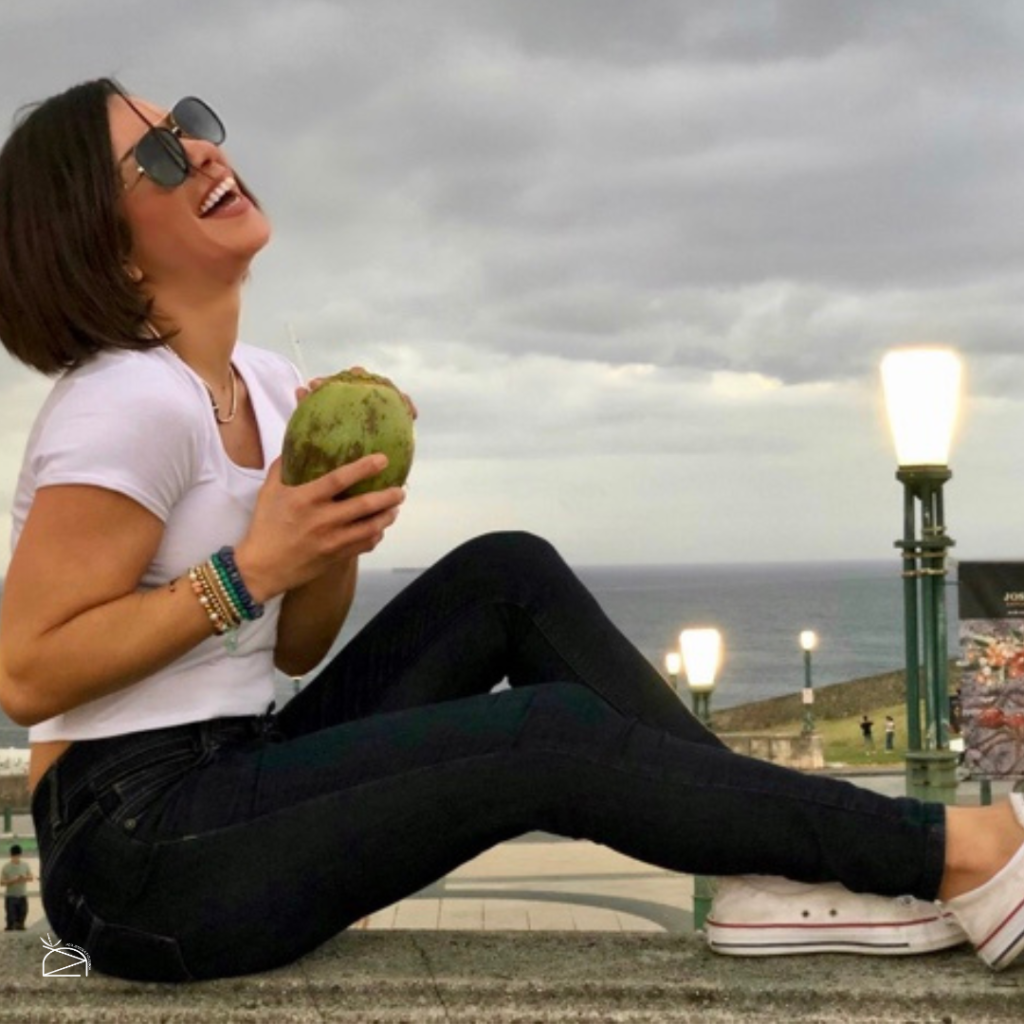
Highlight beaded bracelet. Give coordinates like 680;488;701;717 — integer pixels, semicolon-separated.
209;558;248;620
199;563;242;629
188;565;239;636
213;546;265;621
187;548;264;638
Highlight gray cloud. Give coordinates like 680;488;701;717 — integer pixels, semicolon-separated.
2;1;1024;568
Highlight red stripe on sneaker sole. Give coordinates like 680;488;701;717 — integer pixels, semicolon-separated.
705;916;949;931
976;893;1024;958
991;927;1024;969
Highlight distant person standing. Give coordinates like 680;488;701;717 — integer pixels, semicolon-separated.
950;690;964;735
860;715;875;749
885;716;896;752
2;844;33;931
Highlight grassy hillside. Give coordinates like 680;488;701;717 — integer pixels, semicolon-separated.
711;664;959;767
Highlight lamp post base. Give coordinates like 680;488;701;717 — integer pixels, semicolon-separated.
905;750;959;805
692;874;716;932
691;691;712;727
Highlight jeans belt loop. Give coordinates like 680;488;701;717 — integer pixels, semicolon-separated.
198;719;217;756
260;701;277;738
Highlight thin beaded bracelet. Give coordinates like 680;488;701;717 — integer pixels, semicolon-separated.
186;549;263;637
188;565;237;636
199;563;241;631
196;562;242;630
209;558;248;621
213;546;265;620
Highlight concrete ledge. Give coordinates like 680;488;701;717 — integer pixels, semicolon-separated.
1;931;1021;1022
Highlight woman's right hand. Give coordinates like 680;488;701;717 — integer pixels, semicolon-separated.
233;454;405;603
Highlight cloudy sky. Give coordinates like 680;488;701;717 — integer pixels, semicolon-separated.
2;0;1024;572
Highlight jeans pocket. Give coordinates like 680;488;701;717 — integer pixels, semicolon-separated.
64;893;194;983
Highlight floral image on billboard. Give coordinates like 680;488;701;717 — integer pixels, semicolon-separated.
958;562;1024;781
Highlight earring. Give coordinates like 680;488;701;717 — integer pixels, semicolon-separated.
124;263;144;284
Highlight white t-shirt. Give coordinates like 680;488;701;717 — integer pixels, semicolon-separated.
10;343;302;742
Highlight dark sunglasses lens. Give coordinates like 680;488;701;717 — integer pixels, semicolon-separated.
172;98;225;145
135;129;189;187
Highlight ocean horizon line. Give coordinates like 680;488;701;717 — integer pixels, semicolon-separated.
0;554;953;593
390;555;900;571
0;557;938;747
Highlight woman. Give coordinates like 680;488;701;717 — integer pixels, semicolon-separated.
0;79;1021;982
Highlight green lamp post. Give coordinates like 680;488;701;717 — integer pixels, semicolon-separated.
881;348;961;805
680;627;722;930
799;630;818;735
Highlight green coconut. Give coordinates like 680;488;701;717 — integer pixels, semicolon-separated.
281;369;415;496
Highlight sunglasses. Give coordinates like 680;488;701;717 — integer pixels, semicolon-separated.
120;97;226;190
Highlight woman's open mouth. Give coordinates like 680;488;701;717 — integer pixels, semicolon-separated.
199;177;241;217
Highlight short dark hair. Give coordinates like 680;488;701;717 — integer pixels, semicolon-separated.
10;844;22;856
0;78;161;374
0;78;260;375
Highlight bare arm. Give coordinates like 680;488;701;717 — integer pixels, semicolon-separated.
0;485;214;726
0;456;403;728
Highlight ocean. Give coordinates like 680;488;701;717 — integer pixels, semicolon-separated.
0;559;957;749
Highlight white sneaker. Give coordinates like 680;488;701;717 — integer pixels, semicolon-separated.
944;792;1024;971
706;875;967;956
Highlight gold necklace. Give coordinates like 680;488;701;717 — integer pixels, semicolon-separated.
154;328;239;426
200;364;239;424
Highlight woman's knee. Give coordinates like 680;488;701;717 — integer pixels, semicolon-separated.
458;530;561;569
446;532;570;597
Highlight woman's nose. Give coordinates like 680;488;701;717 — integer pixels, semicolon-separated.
182;136;223;176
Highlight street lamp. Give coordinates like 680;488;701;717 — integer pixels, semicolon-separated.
664;651;682;698
881;347;961;805
679;626;722;932
680;628;722;727
799;630;818;735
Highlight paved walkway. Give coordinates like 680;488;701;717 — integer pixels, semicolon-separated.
358;833;694;934
354;772;1015;935
5;836;691;937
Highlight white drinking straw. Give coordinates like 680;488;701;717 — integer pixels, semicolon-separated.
287;322;311;382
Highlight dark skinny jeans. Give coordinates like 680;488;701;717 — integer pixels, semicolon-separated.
32;532;946;981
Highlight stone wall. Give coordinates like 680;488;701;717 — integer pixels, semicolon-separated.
0;774;30;809
720;732;825;771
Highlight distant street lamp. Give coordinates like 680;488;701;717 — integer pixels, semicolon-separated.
881;347;961;805
664;651;682;699
680;628;722;727
799;630;818;735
